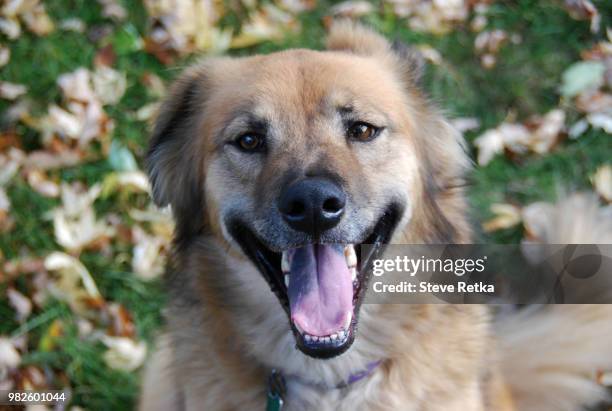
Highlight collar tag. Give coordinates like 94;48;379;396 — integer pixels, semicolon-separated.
267;369;286;411
266;392;283;411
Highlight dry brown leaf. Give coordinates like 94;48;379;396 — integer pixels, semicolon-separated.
94;44;117;67
52;183;115;252
474;110;565;165
105;303;135;337
44;251;103;315
129;204;174;241
144;0;228;55
1;0;54;38
575;91;612;114
474;123;529;166
231;4;297;49
482;203;522;232
591;165;612;203
386;0;471;35
564;0;600;33
25;170;60;198
35;68;115;147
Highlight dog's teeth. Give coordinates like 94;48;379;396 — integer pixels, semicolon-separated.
281;251;290;273
350;267;357;281
344;244;357;268
284;274;289;288
330;333;338;341
312;336;319;342
344;312;353;330
305;335;311;342
338;330;346;339
323;337;331;344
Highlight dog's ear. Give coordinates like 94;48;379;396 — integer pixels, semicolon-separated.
326;20;424;85
146;65;209;240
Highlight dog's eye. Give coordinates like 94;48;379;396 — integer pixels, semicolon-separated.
236;133;265;152
347;122;379;142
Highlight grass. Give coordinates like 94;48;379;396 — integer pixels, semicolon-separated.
0;0;610;409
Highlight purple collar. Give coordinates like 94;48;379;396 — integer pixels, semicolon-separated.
269;360;382;397
342;360;383;387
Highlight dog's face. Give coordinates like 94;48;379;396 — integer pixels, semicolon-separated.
148;23;468;359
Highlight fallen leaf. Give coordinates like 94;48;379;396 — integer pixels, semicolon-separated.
474;110;565;165
231;4;297;49
101;336;146;371
92;66;127;105
129;204;174;241
482;203;522;232
19;1;54;36
0;46;9;67
527;109;566;154
44;252;103;314
330;1;374;18
586;112;612;134
94;44;116;67
25;170;60;198
0;81;27;100
564;0;600;33
105;303;135;337
102;171;151;197
98;0;127;21
1;0;54;38
560;60;605;98
591;165;612;203
131;226;166;281
0;17;21;39
387;0;471;35
0;337;21;370
59;18;85;33
0;187;13;233
52;183;115;252
474;123;529;166
7;288;32;322
108;140;138;172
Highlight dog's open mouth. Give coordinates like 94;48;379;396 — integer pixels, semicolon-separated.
228;204;401;359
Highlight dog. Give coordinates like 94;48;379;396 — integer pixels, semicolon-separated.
139;21;612;411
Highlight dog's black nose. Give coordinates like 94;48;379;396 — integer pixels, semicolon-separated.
278;178;346;235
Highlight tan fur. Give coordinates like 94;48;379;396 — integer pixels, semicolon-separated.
140;21;612;411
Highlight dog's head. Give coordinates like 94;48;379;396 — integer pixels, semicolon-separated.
147;21;469;359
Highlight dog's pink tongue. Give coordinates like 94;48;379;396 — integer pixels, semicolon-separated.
288;244;352;336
